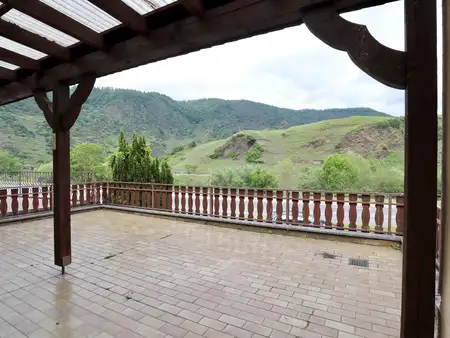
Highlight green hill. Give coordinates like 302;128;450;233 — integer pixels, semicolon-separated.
0;87;388;167
168;116;405;174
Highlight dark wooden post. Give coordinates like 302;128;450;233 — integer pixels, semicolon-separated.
302;192;310;225
0;189;7;217
33;74;95;273
324;193;332;229
22;188;29;214
180;186;186;213
361;194;370;232
32;187;39;212
349;193;357;231
102;183;107;204
266;190;273;222
230;188;237;219
336;193;344;230
161;185;167;210
86;183;92;204
396;196;405;234
79;184;85;206
195;187;201;215
96;182;100;204
11;188;18;216
313;192;321;227
375;195;385;233
291;191;299;225
248;189;254;221
402;0;437;335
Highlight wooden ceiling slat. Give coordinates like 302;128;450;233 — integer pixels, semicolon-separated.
0;0;399;105
180;0;204;16
0;20;70;60
87;0;148;34
0;67;16;80
4;0;104;50
0;46;40;70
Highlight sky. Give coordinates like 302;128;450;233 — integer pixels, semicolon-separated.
97;1;442;117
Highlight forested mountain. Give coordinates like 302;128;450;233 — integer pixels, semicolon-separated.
0;87;389;166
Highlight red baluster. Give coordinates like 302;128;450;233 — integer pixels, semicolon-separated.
96;183;101;204
291;191;299;225
42;187;49;211
202;187;208;216
257;190;263;222
239;189;245;219
222;188;228;218
86;183;92;204
396;196;405;234
337;193;345;230
362;194;370;232
230;188;237;219
302;192;310;225
180;186;186;213
248;189;254;221
102;183;108;204
32;187;39;212
174;186;180;212
72;185;77;207
349;194;357;231
266;190;273;222
0;189;7;217
375;195;385;233
11;188;18;216
325;193;333;229
80;184;85;205
276;191;283;223
195;187;201;214
214;188;220;217
22;188;29;214
188;187;193;214
313;192;321;227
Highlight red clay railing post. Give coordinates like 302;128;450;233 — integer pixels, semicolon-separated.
120;183;125;205
202;187;208;216
86;183;92;204
22;187;29;214
248;189;254;221
195;187;201;215
362;194;370;232
302;192;310;226
71;185;77;207
266;190;273;222
257;189;263;222
313;192;321;227
388;194;393;233
180;186;186;213
32;187;39;212
188;186;193;214
396;195;405;234
375;195;385;233
0;189;7;217
222;188;228;218
239;189;245;220
102;182;108;204
11;188;18;216
337;193;344;230
230;188;237;219
161;184;167;210
349;193;357;231
214;187;220;217
174;186;180;212
80;184;85;206
291;191;299;225
96;182;101;204
276;190;283;223
42;186;49;211
325;193;332;229
153;184;160;210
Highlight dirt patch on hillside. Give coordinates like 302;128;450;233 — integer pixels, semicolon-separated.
210;134;257;159
304;139;326;148
335;125;404;159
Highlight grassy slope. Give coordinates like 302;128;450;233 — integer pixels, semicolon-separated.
169;116;396;173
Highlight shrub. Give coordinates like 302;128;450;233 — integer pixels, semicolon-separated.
245;144;263;163
210;166;278;188
187;141;197;148
171;145;185;155
318;154;359;190
185;164;199;174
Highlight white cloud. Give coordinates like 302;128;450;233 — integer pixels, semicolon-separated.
97;1;441;116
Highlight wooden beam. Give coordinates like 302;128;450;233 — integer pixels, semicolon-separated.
0;46;40;70
0;20;70;60
4;0;104;50
0;0;399;105
401;0;438;336
87;0;148;34
180;0;205;16
0;67;16;81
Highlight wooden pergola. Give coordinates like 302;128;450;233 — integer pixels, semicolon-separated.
0;0;438;337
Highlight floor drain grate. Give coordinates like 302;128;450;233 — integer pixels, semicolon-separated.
349;258;369;268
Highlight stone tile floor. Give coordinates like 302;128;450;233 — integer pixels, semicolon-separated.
0;210;402;338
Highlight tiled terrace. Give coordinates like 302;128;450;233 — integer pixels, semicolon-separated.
0;210;402;338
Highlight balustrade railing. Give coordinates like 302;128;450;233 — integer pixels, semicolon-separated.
0;182;406;235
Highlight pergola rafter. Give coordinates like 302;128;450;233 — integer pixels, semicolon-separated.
0;0;440;337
